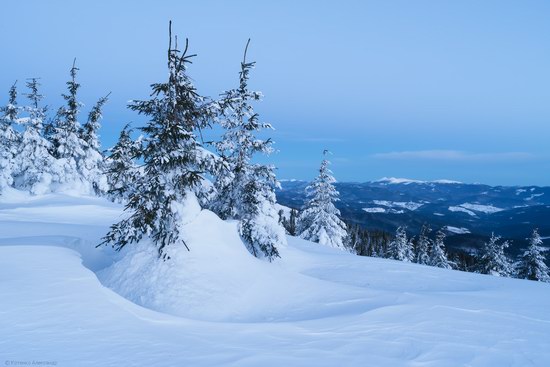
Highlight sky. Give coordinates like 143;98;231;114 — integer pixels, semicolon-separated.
1;0;550;185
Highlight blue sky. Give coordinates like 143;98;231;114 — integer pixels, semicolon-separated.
1;0;549;185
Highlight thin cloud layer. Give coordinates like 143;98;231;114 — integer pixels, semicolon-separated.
372;150;536;162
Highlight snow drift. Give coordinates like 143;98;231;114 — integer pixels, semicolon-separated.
1;191;550;366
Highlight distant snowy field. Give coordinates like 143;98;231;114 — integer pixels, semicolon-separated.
1;190;550;366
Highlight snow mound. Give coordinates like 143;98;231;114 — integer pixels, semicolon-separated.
99;208;372;322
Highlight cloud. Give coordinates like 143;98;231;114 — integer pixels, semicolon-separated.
371;150;537;162
292;137;347;143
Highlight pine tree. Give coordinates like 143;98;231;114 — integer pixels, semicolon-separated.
297;151;348;250
239;166;285;261
516;229;550;282
415;224;431;265
478;233;513;277
288;208;298;236
279;208;298;236
430;230;452;269
106;123;142;202
101;23;222;259
14;78;57;195
387;226;413;261
0;82;20;192
51;60;88;190
79;93;110;194
211;39;285;261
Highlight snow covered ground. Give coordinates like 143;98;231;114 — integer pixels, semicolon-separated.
1;191;550;366
444;226;471;234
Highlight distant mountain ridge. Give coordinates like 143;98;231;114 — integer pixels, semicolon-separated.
276;178;550;255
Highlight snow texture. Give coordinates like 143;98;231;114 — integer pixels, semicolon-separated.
1;192;550;366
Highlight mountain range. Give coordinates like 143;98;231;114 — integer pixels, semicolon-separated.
276;178;550;255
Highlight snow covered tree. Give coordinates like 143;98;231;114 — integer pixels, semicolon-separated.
516;229;550;282
51;60;88;190
211;39;285;261
106;123;142;202
102;23;222;259
239;166;285;261
387;226;413;261
297;152;348;250
279;208;298;236
13;78;57;195
0;82;20;192
430;230;452;269
79;93;110;194
478;233;513;277
415;224;431;265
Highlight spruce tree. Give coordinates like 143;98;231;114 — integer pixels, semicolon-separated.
79;93;110;194
14;78;57;194
51;60;88;189
211;39;285;261
239;166;285;261
288;208;298;236
0;82;20;191
297;151;348;250
430;230;452;269
478;233;513;277
106;123;141;202
517;229;550;282
415;224;431;265
102;23;221;258
387;226;413;261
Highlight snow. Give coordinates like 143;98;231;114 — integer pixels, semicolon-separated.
459;203;504;214
526;193;544;201
375;177;462;185
448;206;477;216
362;200;423;214
448;203;504;216
363;207;387;213
1;191;550;366
444;226;471;234
372;200;424;211
274;203;292;219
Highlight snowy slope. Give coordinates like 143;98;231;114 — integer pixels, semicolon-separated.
1;192;550;366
